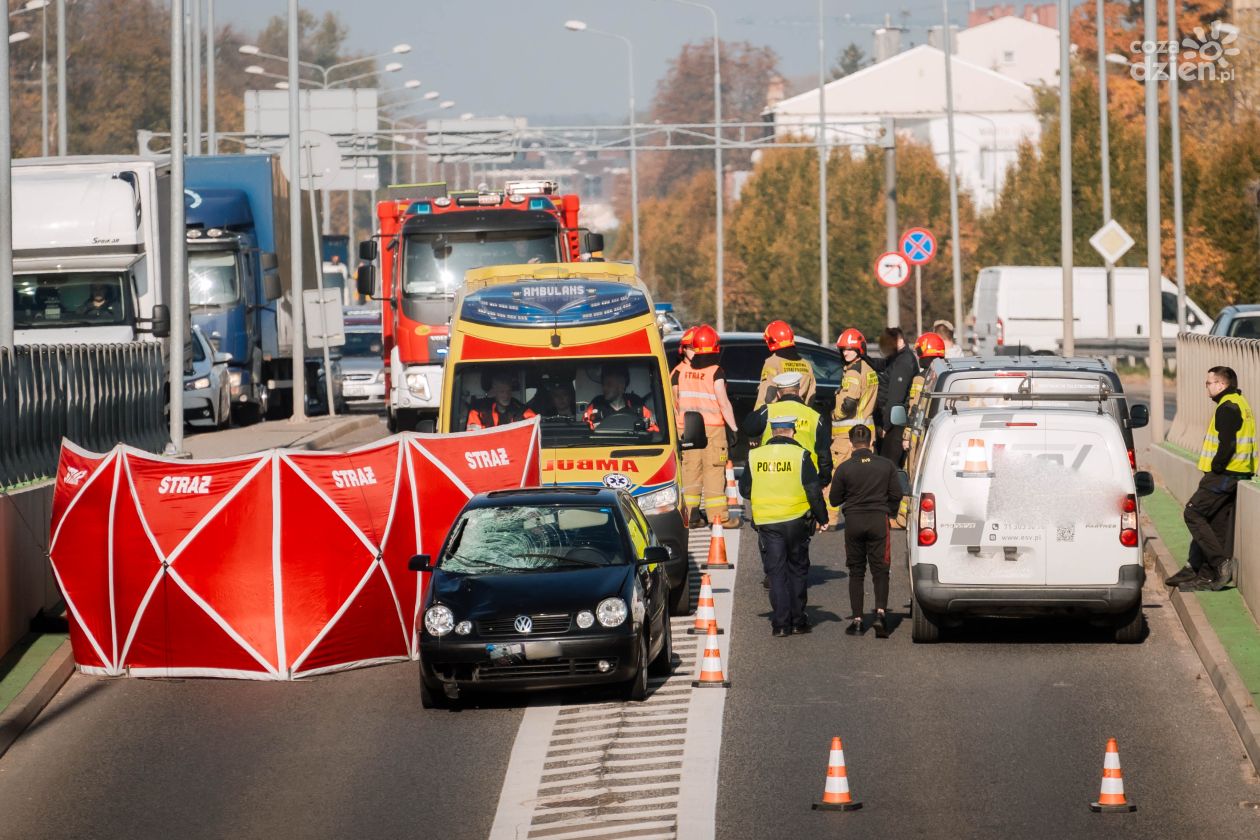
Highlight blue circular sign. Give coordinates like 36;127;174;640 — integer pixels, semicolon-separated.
899;227;937;265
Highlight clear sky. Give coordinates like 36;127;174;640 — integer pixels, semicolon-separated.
212;0;980;122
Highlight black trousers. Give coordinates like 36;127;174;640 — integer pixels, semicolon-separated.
757;517;812;631
845;511;891;616
1184;473;1241;573
879;425;905;467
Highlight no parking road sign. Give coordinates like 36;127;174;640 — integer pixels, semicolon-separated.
874;251;910;288
899;227;936;265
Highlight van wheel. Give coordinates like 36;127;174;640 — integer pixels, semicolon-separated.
911;595;941;643
1113;607;1146;644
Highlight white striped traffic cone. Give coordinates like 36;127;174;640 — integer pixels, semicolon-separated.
687;573;723;635
812;737;862;811
691;622;730;688
1090;738;1136;812
702;519;732;569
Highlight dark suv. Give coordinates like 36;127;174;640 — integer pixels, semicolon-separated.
662;332;848;464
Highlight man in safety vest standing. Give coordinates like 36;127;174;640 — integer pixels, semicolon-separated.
673;325;740;528
827;329;879;526
1165;366;1256;590
738;415;829;637
755;320;816;409
743;372;832;485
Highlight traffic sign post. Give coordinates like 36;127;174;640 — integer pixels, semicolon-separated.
875;251;910;289
899;228;936;338
1090;219;1134;343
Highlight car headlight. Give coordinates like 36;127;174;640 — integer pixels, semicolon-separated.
375;369;386;383
576;610;595;629
454;620;472;636
424;605;455;637
596;597;627;628
184;376;211;391
405;372;430;399
635;485;679;513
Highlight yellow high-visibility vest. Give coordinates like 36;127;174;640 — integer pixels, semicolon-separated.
760;401;821;469
1198;392;1257;474
747;444;811;525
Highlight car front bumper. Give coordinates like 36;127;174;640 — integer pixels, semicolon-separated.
183;393;216;426
420;631;639;692
912;563;1144;617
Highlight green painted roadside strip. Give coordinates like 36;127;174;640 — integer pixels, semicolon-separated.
1146;487;1260;705
0;633;69;715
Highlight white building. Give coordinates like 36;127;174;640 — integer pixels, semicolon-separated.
955;15;1060;86
766;44;1042;210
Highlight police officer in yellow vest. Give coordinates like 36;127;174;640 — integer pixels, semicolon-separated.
743;371;833;483
738;415;829;637
1165;366;1257;591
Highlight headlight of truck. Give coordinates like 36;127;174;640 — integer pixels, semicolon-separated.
635;485;679;514
228;371;242;387
596;597;628;628
185;377;211;391
405;372;430;399
424;605;454;637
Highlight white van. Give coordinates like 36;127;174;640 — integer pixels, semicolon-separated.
969;266;1211;354
906;403;1155;643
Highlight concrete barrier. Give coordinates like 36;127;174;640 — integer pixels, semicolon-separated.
1168;333;1260;453
0;482;57;656
1147;444;1260;621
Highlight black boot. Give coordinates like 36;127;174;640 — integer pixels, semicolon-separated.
844;617;862;636
873;610;889;639
1164;565;1199;587
1210;559;1235;591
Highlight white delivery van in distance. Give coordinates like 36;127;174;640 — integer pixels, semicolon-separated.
969;266;1211;354
906;400;1156;644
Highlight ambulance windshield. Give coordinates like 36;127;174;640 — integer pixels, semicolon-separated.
452;359;670;448
402;230;560;298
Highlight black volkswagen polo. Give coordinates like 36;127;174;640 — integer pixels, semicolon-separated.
411;487;674;708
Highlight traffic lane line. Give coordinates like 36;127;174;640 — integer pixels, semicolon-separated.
717;530;1260;839
489;527;739;840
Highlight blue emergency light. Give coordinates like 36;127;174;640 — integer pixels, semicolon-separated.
407;201;433;215
528;197;555;211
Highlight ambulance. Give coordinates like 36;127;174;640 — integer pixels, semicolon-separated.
438;263;690;614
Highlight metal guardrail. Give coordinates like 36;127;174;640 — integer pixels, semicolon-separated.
1056;337;1177;355
0;344;167;488
1168;333;1260;452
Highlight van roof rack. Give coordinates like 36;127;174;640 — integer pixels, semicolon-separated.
928;374;1117;415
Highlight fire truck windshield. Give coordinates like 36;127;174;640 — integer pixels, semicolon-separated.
402;230;560;298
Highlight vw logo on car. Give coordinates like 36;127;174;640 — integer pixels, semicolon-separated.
602;473;633;491
514;615;533;634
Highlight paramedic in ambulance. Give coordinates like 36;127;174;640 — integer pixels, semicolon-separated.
583;365;659;433
466;371;537;430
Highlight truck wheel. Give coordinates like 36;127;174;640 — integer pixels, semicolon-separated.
1113;607;1146;644
911;595;942;643
386;410;398;433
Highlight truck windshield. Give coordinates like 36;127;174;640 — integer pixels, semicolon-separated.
13;272;134;329
402;229;559;298
189;250;240;307
452;358;670;448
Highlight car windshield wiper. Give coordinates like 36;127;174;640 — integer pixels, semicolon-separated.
444;552;516;570
520;552;605;567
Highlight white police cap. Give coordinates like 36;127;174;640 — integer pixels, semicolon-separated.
772;371;803;388
769;415;798;429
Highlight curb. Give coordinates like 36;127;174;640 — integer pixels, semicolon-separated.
1141;512;1260;776
292;414;380;451
0;640;73;760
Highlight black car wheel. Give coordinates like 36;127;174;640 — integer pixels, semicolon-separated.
648;618;674;678
668;570;690;616
419;672;448;709
622;637;649;702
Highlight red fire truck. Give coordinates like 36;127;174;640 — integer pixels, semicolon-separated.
356;180;599;431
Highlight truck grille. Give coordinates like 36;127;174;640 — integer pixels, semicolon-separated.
475;657;616;681
477;613;571;638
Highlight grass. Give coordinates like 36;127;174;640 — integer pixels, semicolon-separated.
0;632;68;715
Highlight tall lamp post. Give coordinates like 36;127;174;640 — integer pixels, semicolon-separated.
670;0;724;330
1143;0;1163;442
206;0;216;154
0;9;13;349
286;0;306;424
818;0;829;343
55;0;64;153
565;20;639;272
942;0;964;336
1099;2;1115;343
168;0;187;451
239;42;410;88
1058;0;1074;356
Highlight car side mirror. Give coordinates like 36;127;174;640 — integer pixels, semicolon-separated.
408;554;433;572
1134;471;1156;497
357;264;377;298
359;239;378;261
150;304;171;338
640;545;669;565
890;405;909;426
213;352;232;364
1128;403;1150;430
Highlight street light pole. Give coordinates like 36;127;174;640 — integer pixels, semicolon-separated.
206;0;216;154
0;5;13;350
1098;0;1114;342
883;115;898;328
818;0;829;344
55;0;64;154
191;0;200;155
1059;0;1074;356
1169;0;1186;333
942;0;964;335
39;1;47;156
1144;0;1163;443
288;0;307;423
168;0;187;452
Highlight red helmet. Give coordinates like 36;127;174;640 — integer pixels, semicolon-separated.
915;332;946;359
763;320;796;352
835;328;866;352
691;324;720;354
679;325;698;349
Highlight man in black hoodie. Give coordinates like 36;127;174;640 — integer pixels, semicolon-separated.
1165;366;1256;590
875;328;917;466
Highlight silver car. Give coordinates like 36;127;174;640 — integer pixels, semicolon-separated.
340;325;386;407
184;325;232;428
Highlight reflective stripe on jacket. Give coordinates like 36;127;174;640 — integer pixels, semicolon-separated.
675;362;724;427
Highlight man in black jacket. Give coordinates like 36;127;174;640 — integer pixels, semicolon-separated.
876;328;917;466
1165;366;1256;590
829;424;904;638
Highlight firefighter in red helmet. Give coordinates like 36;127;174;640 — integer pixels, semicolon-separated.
827;329;879;526
672;325;739;528
755;320;816;409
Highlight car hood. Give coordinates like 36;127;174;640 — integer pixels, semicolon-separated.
340;356;383;375
428;564;634;619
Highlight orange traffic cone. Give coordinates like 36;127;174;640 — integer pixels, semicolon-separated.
957;437;993;477
1090;738;1137;813
702;519;732;570
691;622;731;688
688;574;723;635
724;461;741;523
812;737;863;811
